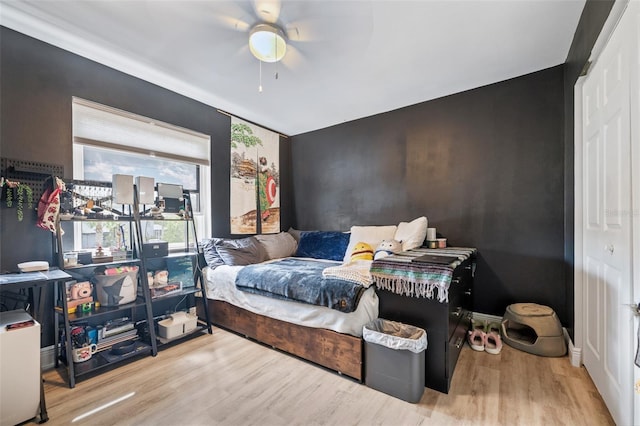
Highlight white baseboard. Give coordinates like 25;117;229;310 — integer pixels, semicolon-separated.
471;312;503;324
563;327;582;367
472;312;582;367
41;345;57;370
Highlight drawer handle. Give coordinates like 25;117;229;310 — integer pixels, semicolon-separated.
452;307;462;317
465;265;472;270
454;336;464;349
451;278;460;285
464;290;472;296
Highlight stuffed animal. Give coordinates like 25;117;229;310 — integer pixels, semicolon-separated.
350;242;374;262
374;239;403;260
154;270;169;287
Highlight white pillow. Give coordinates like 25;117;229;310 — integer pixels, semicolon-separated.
343;225;398;263
395;216;428;251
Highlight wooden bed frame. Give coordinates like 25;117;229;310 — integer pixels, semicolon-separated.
199;299;364;381
196;253;474;391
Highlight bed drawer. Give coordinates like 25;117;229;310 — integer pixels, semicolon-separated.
210;298;257;338
208;300;363;381
255;316;363;380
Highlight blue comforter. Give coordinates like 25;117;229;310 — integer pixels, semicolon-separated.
235;258;364;313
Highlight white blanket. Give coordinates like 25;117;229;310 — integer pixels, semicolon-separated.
321;260;373;287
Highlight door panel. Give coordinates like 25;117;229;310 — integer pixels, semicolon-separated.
586;133;600;229
603;264;621;382
581;5;633;425
585;256;602;360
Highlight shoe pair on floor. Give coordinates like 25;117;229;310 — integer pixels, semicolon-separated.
467;319;503;355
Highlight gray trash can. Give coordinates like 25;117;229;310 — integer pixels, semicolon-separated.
363;318;428;403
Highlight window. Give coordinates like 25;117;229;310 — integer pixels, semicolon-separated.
71;98;211;251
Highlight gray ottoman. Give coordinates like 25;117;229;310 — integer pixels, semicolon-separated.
501;303;566;357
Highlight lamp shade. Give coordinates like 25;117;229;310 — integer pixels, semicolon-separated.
249;24;287;63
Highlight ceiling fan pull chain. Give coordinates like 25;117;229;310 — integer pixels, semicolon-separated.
275;36;279;80
259;60;263;93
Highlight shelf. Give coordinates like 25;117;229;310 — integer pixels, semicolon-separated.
63;258;140;271
56;297;148;321
162;252;198;259
59;216;134;222
156;324;207;346
53;181;211;388
150;286;200;300
70;341;153;378
139;216;190;222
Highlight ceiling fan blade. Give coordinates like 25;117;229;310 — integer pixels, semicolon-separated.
252;0;282;24
280;44;306;70
203;1;262;33
285;15;372;43
210;14;252;33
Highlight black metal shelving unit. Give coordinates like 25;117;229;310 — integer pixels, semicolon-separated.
53;181;211;388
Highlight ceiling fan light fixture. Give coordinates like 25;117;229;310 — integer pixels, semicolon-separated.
249;23;287;63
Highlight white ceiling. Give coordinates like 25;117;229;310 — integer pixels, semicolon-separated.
0;0;585;136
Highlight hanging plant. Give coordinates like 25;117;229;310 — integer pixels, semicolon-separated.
5;185;13;207
1;177;34;221
16;183;34;221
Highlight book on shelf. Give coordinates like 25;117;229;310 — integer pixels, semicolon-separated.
150;281;182;298
96;330;138;351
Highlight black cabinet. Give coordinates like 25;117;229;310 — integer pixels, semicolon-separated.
376;256;475;393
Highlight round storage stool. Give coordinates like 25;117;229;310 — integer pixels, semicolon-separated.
501;303;566;357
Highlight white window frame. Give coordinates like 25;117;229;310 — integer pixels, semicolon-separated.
71;98;211;247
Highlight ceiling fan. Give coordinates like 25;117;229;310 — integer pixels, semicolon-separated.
208;0;373;90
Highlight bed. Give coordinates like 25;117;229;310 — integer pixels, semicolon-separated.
203;259;378;380
198;217;452;383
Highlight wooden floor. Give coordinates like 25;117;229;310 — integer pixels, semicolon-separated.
33;327;614;425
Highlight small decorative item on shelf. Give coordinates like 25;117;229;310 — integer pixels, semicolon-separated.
148;205;164;219
92;246;113;264
111;225;128;260
1;177;34;221
153;270;168;287
64;281;95;313
111;249;127;261
63;252;78;267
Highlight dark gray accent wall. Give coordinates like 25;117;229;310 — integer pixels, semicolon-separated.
0;0;613;344
562;0;614;339
289;0;613;328
291;66;567;322
0;27;293;344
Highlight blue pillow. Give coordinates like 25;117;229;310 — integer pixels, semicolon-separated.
294;231;350;261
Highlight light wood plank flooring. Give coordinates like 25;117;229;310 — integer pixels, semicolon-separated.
34;327;614;425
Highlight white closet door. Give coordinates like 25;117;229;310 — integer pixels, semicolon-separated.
581;3;634;425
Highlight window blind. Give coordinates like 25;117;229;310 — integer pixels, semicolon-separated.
72;98;210;166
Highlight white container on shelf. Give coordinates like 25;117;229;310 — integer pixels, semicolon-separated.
158;311;197;340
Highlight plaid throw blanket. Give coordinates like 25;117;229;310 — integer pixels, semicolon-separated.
371;247;476;303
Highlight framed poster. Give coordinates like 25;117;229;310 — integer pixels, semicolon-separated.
230;117;280;234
